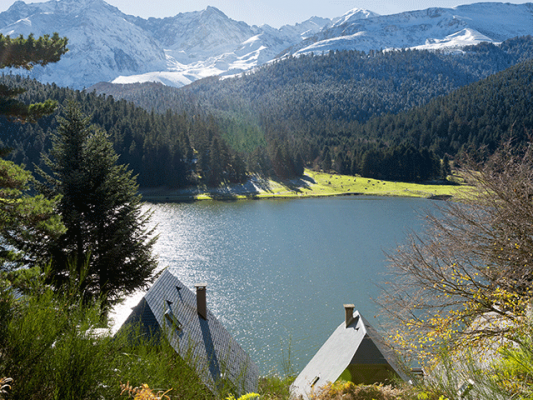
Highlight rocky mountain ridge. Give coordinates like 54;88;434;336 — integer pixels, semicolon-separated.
285;2;533;56
0;0;532;89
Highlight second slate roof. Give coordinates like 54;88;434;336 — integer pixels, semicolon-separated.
290;310;408;400
121;269;259;395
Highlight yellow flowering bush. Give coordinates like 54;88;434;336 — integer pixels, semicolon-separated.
120;382;172;400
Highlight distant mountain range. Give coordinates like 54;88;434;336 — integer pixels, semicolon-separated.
0;0;532;89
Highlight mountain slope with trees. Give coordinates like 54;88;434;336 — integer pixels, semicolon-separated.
92;36;533;127
355;59;533;155
298;58;533;180
89;36;533;182
4;40;533;186
2;37;533;188
0;76;275;188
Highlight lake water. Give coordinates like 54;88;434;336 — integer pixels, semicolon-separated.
111;196;435;375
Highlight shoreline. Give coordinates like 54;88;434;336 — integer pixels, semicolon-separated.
139;170;463;203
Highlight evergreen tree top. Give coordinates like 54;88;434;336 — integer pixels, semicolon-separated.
0;33;68;70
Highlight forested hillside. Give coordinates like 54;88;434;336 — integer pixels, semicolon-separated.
297;59;533;180
0;77;253;188
92;36;533;134
3;36;533;187
357;60;533;155
88;36;533;182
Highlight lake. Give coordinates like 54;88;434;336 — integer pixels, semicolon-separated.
111;196;435;375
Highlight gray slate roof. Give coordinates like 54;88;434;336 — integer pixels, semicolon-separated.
119;269;259;395
290;310;408;400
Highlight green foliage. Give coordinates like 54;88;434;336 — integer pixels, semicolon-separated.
113;325;214;400
358;143;442;182
358;59;533;157
35;102;158;307
0;33;68;70
0;33;67;123
489;313;533;398
257;375;295;400
0;33;66;272
0;32;66;280
0;269;215;400
0;157;64;268
0;271;115;400
0;76;257;187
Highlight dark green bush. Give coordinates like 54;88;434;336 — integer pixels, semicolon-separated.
0;269;213;400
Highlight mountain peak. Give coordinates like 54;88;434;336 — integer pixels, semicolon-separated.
6;0;120;16
202;6;227;18
9;0;25;8
332;7;379;27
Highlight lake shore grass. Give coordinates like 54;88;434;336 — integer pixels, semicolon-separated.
139;170;465;202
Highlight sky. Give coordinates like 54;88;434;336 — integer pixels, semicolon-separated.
0;0;529;28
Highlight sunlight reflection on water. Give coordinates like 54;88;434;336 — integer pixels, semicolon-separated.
110;196;433;374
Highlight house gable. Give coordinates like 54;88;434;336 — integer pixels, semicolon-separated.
119;269;259;395
290;307;407;400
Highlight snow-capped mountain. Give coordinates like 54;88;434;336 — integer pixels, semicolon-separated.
0;0;167;88
286;3;533;56
113;8;333;87
126;6;257;65
0;0;533;89
0;0;332;88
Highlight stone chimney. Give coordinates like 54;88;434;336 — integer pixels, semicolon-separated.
195;283;207;320
344;304;355;327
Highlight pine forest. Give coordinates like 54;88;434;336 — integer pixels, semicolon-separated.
2;35;533;187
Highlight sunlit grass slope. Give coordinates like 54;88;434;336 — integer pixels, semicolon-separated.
141;170;464;202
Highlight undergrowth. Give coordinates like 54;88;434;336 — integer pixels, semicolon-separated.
0;267;214;400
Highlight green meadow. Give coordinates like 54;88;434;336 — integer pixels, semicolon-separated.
141;170;465;202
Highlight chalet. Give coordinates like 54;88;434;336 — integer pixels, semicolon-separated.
118;269;259;395
290;304;408;400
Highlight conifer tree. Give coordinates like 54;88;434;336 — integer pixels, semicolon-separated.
0;158;64;268
37;103;157;306
0;33;68;122
0;33;68;269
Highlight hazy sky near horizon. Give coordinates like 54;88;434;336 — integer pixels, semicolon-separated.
0;0;528;28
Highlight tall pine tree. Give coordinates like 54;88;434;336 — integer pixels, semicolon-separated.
0;33;68;270
37;102;157;307
0;33;68;122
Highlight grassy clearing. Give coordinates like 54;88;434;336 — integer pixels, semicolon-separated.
284;170;462;199
140;170;465;202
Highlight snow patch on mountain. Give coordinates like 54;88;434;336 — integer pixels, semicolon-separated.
290;3;533;56
413;28;494;51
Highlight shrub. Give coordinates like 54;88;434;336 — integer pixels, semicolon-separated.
309;381;405;400
258;374;294;400
0;268;213;400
